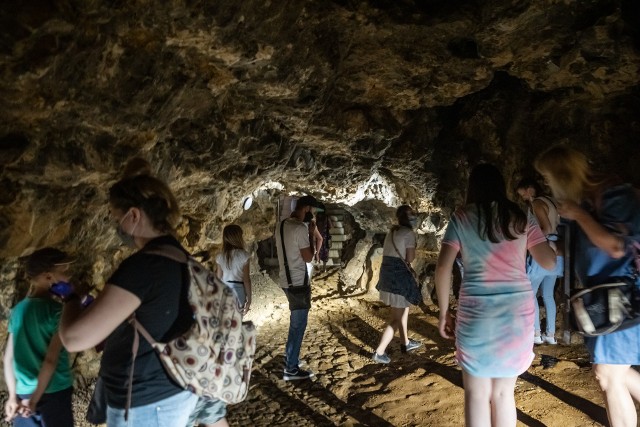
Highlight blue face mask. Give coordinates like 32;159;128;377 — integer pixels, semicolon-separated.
50;281;73;298
408;217;418;228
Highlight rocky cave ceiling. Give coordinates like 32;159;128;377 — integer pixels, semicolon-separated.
0;0;639;272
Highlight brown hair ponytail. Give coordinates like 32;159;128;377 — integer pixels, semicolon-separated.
109;158;181;233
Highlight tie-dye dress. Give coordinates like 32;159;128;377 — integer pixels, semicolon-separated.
442;204;547;377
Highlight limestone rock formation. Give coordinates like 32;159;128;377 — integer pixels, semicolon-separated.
0;0;638;373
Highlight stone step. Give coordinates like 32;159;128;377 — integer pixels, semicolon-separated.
329;227;344;234
331;234;351;242
328;249;341;258
331;221;344;228
330;241;343;250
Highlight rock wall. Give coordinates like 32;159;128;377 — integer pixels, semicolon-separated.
0;0;639;379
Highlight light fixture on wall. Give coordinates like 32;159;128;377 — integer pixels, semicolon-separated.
242;196;253;210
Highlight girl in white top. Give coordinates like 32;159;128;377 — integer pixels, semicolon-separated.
215;225;252;314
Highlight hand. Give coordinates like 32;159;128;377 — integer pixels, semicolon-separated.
556;199;586;221
4;396;19;421
438;310;455;340
242;297;252;315
26;397;37;414
17;399;32;418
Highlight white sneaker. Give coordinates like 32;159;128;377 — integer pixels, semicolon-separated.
534;335;543;345
543;334;557;345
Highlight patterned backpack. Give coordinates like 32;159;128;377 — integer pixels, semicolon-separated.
127;245;256;412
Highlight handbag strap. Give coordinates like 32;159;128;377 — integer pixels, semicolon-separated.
391;229;416;277
279;219;309;288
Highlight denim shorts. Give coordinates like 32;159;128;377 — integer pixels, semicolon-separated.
106;390;198;427
187;396;227;425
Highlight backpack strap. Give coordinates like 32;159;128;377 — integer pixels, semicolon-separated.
144;244;189;264
123;243;188;420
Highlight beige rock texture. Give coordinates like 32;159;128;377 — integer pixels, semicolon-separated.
0;0;639;425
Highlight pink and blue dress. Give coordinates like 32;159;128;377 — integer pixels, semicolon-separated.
442;205;547;377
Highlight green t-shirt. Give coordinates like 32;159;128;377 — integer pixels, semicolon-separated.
8;297;73;395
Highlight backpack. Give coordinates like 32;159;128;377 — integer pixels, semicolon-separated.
127;245;256;414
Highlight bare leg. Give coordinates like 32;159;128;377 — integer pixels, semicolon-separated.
400;306;410;345
462;371;517;427
593;364;638;427
375;307;405;355
489;377;518;427
462;371;491;427
623;367;640;402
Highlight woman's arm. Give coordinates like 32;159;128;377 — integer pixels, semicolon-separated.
242;261;252;314
59;285;141;353
435;244;458;339
531;199;553;235
405;247;416;265
313;227;323;262
558;200;626;258
24;333;64;413
529;241;557;272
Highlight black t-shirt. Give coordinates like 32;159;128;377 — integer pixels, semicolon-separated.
100;235;193;408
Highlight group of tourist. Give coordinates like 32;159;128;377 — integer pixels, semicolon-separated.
373;145;640;427
3;144;640;427
3;158;251;427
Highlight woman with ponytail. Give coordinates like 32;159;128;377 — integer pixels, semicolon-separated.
58;158;212;427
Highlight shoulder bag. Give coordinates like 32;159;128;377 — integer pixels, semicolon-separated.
570;242;640;336
280;219;311;310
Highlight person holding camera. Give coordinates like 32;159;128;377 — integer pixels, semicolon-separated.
275;195;322;381
3;248;75;427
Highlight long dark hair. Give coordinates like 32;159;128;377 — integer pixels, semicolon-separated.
222;224;245;266
467;164;526;242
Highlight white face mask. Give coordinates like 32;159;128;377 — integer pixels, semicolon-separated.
116;211;137;247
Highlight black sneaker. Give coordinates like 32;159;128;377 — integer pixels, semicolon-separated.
283;368;315;381
400;339;423;354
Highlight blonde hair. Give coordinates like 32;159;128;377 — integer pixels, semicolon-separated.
534;145;593;203
109;158;181;232
222;224;245;266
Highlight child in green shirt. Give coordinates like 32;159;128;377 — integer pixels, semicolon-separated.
3;248;75;426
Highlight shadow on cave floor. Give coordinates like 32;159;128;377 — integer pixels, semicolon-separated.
11;264;607;427
224;268;608;427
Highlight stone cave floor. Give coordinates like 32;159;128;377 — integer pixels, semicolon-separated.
0;267;617;427
224;268;609;427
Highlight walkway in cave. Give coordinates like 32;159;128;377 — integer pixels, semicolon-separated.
0;266;608;427
224;267;606;427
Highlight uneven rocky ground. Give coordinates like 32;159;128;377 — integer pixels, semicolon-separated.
0;267;616;426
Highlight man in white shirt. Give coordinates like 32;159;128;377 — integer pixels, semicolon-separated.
275;195;321;380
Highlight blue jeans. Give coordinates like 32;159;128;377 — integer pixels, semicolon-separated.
106;390;198;427
284;308;309;371
530;272;558;335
